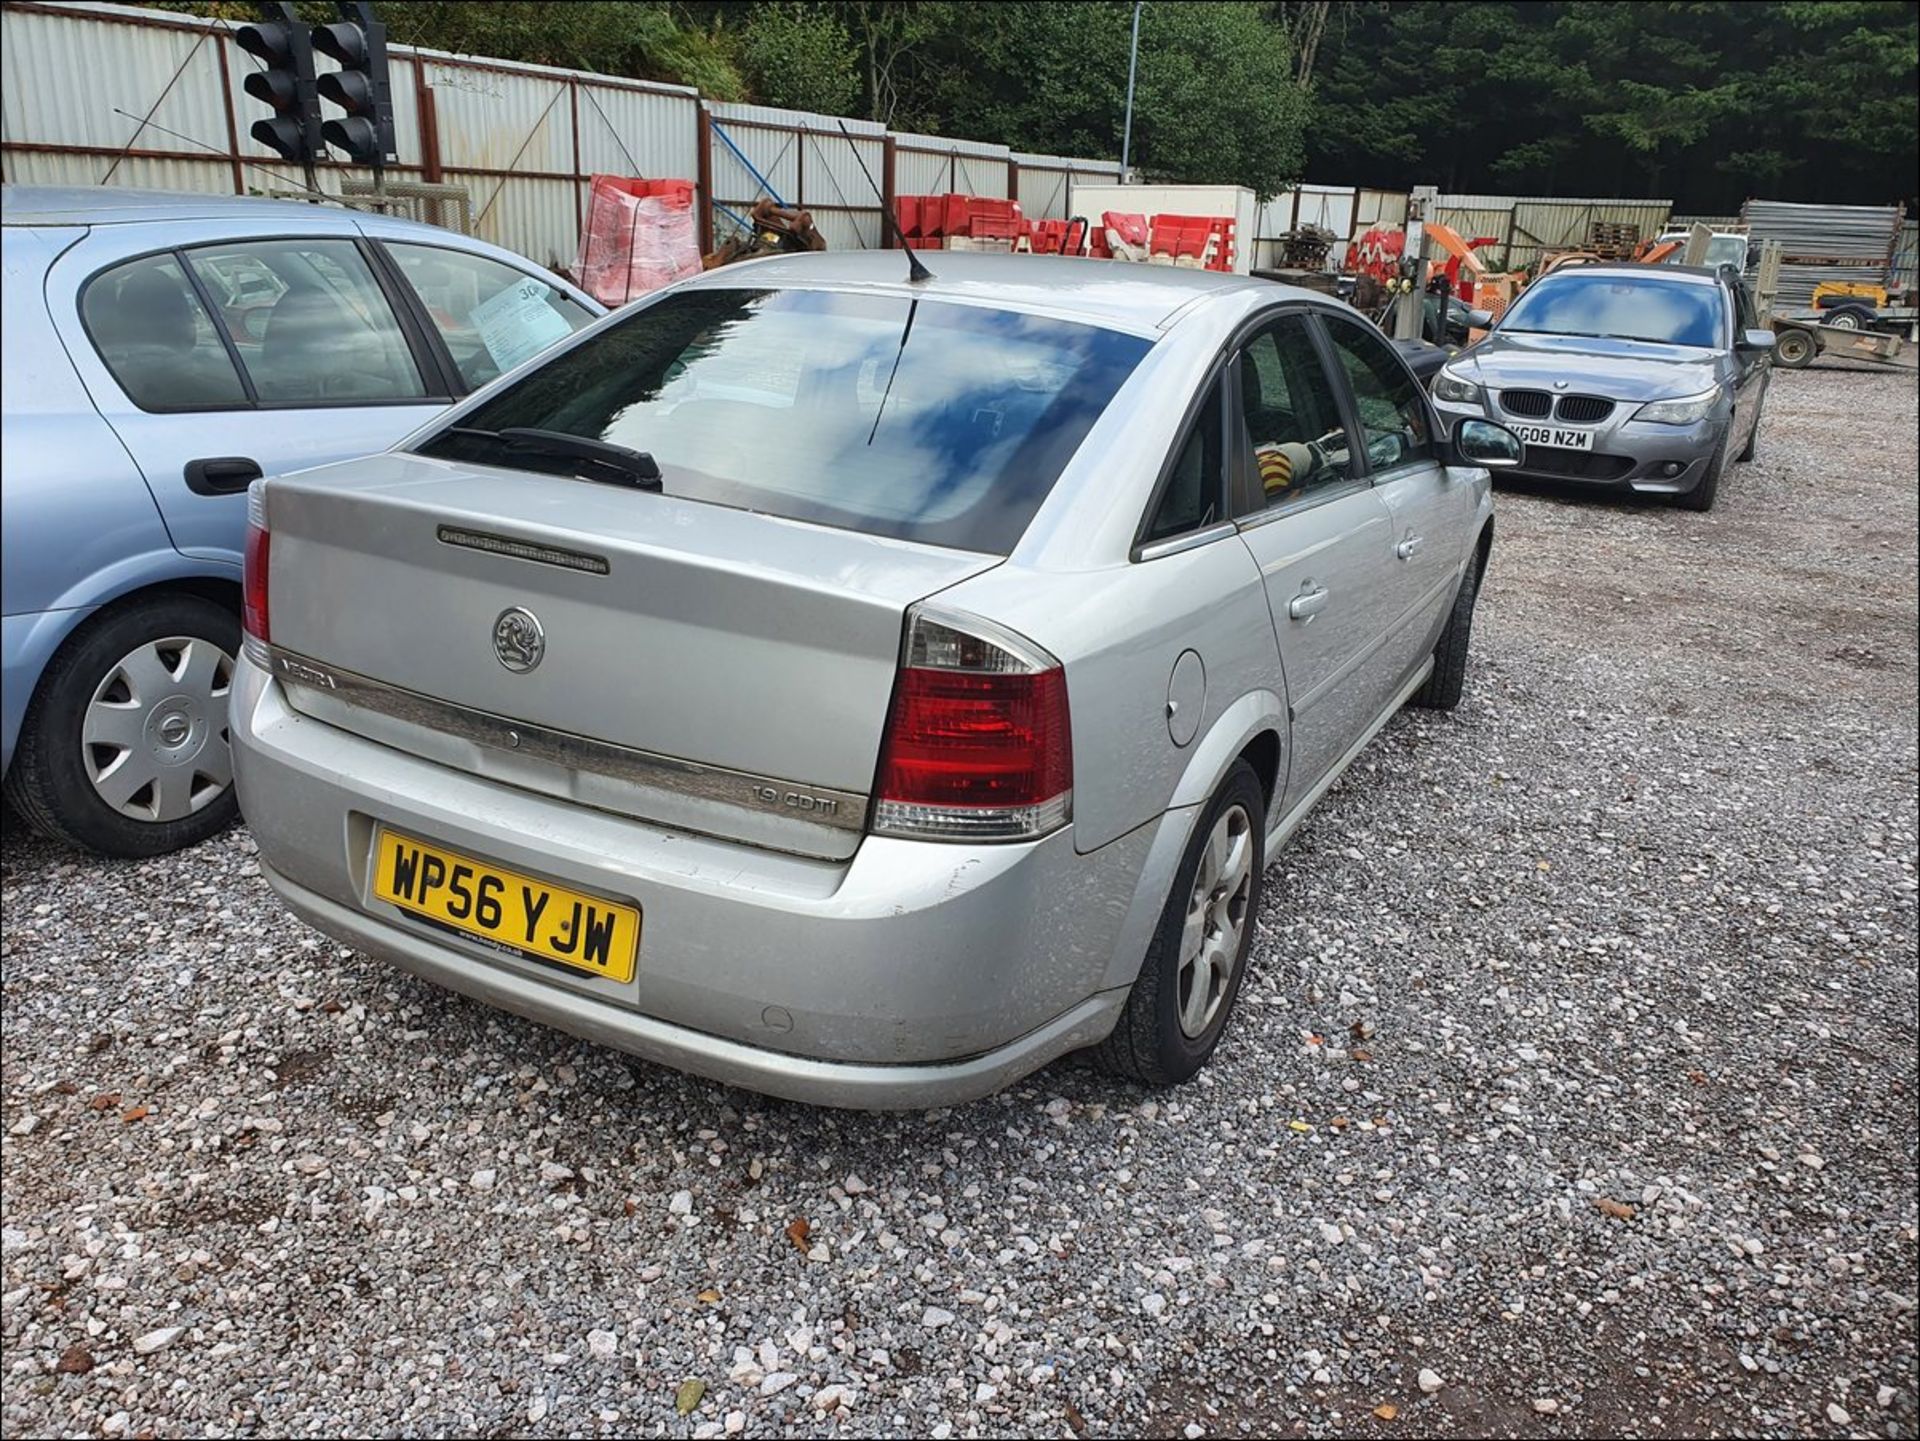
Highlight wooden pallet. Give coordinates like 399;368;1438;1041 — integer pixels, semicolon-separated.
1586;220;1641;258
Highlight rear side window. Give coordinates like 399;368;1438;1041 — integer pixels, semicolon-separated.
81;254;248;411
184;239;427;403
416;288;1150;554
384;242;595;389
1142;381;1223;545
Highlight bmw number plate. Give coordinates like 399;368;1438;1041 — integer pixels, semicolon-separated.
1509;423;1595;451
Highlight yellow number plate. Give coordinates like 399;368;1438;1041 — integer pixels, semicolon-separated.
371;829;640;983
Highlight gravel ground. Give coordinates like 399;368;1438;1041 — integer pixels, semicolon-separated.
4;366;1916;1440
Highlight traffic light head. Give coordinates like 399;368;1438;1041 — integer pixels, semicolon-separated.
311;5;395;166
234;10;319;165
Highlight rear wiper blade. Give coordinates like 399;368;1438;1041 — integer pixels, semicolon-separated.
450;426;662;490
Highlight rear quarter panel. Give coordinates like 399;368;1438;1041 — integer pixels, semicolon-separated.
939;540;1282;856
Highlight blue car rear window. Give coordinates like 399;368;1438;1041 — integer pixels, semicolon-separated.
1499;273;1725;349
416;288;1151;554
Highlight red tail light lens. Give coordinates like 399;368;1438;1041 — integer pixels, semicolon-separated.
242;512;270;646
874;611;1072;841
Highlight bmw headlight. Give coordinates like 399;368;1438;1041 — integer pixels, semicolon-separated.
1433;368;1482;405
1632;389;1719;425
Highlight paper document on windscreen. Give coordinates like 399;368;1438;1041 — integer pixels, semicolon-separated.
471;279;574;375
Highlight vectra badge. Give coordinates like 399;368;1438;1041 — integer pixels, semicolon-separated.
492;606;545;673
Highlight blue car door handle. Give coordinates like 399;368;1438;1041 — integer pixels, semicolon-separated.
184;456;263;496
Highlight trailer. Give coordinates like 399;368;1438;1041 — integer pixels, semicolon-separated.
1769;315;1914;370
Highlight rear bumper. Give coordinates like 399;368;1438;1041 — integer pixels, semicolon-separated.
259;862;1124;1108
230;656;1160;1108
1437;398;1726;494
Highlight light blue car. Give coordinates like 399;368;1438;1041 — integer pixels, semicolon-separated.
1;186;602;856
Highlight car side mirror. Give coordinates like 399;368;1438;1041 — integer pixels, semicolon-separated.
1465;308;1494;329
1451;417;1525;469
1738;328;1776;352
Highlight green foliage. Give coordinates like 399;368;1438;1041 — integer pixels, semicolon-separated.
1308;1;1917;208
738;5;860;114
916;1;1307;200
134;0;1915;206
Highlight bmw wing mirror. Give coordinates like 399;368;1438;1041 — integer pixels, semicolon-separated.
1453;417;1525;469
1738;328;1777;352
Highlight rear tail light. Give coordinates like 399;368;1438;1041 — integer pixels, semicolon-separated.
873;609;1072;842
242;486;270;660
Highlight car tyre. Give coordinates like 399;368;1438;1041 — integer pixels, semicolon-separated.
1736;390;1764;463
1676;432;1729;512
1093;759;1265;1086
1411;544;1485;711
4;594;240;858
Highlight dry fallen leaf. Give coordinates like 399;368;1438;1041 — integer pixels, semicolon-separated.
785;1217;812;1254
89;1093;120;1111
1374;1402;1399;1421
696;1288;721;1304
120;1105;148;1124
1688;1069;1709;1085
675;1378;706;1414
55;1344;93;1375
1287;1120;1313;1133
1594;1197;1636;1221
1329;1116;1350;1130
1352;1048;1374;1063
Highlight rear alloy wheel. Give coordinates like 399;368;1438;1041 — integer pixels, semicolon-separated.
5;594;240;857
1094;759;1265;1085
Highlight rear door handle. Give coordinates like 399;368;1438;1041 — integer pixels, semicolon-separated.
1395;535;1424;560
184;456;263;496
1288;585;1330;621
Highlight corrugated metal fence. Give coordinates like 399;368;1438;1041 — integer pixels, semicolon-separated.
0;0;1118;271
5;2;1908;295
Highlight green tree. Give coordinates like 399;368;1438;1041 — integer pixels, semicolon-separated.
738;4;859;113
1305;1;1916;209
919;1;1307;199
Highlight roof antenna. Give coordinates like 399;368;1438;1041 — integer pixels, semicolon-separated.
837;119;933;283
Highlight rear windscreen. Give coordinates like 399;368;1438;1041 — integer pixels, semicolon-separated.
416;287;1151;553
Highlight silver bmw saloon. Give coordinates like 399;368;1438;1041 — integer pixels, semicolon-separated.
231;251;1523;1108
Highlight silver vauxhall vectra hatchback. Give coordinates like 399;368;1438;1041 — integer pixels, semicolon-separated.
231;251;1524;1108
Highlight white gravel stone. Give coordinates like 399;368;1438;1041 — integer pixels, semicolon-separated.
1418;1369;1445;1394
921;1306;956;1329
131;1327;183;1355
2;369;1914;1441
1827;1402;1851;1425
